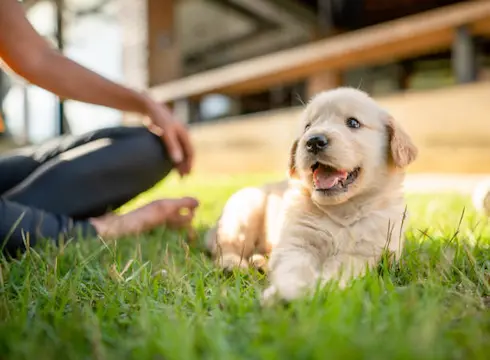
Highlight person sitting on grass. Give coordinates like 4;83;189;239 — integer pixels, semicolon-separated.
0;0;199;256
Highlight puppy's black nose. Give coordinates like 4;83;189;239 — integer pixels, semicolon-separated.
306;135;328;154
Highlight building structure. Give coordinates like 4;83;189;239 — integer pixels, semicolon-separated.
2;0;490;173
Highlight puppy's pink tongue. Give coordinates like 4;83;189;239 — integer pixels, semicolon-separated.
313;167;348;189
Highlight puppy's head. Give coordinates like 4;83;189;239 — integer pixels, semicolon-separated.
289;87;417;206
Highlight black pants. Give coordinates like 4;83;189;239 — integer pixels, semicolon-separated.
0;126;173;256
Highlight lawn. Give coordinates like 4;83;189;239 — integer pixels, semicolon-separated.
1;173;490;360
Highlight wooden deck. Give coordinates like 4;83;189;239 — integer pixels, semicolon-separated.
144;1;490;178
150;0;490;102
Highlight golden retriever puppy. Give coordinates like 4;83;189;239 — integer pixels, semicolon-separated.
205;87;417;304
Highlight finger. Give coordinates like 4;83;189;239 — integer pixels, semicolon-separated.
175;162;186;178
175;124;194;175
160;125;184;164
175;158;189;178
146;123;183;173
145;122;164;137
174;134;191;176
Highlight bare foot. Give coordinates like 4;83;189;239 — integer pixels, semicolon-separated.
90;197;199;238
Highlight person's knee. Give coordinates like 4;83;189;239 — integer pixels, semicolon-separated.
96;125;173;174
126;127;174;178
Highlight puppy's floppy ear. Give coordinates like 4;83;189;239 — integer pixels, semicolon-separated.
386;117;418;168
288;139;299;178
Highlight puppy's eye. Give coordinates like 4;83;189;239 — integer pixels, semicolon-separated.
346;117;361;129
304;123;311;131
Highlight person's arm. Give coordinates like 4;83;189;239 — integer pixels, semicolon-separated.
0;0;148;115
0;0;193;174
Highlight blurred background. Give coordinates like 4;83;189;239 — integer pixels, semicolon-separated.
1;0;490;181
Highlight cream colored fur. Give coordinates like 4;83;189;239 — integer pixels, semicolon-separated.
205;87;418;305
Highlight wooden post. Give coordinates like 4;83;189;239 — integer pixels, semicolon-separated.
306;0;342;98
147;0;181;86
452;25;477;84
147;0;189;123
118;0;149;126
306;71;342;99
119;0;181;126
317;0;334;35
395;60;413;91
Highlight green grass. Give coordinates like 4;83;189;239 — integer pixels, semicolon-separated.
2;173;490;360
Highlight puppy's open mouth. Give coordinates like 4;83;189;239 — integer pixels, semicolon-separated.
311;162;361;193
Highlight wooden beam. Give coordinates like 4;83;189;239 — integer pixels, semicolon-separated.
150;0;490;102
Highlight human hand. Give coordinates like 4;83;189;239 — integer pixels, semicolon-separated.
142;95;194;177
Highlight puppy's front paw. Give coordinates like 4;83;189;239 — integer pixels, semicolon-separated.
216;253;249;271
249;254;268;272
261;285;280;307
262;278;314;306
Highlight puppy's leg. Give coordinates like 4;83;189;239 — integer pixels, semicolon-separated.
261;246;321;306
320;253;379;288
205;187;267;271
261;249;380;305
206;223;251;270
